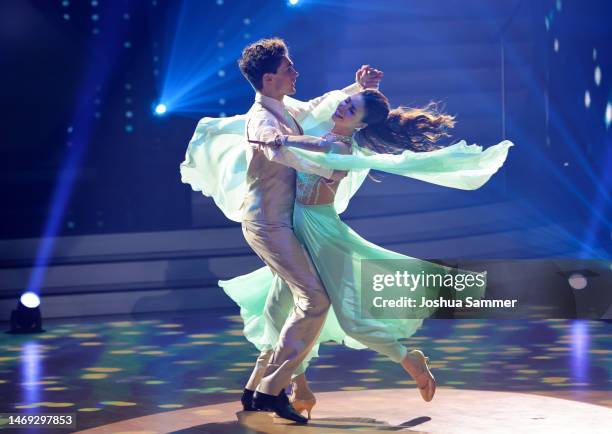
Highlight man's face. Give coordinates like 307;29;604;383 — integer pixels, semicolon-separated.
269;56;299;96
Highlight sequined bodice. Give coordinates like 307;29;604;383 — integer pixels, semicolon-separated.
295;171;338;204
295;132;352;205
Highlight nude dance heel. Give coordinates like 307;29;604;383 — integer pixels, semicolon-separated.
289;374;317;419
401;349;436;402
289;395;316;419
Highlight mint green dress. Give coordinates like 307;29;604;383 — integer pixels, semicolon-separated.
180;90;513;370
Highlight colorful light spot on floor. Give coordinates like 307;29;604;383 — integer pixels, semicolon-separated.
111;350;136;354
221;389;243;394
109;321;135;327
455;323;485;329
350;369;378;374
190;341;214;345
227;330;244;337
312;364;338;369
85;367;122;373
589;349;612;355
184;387;226;394
437;346;468;353
221;342;244;346
80;342;103;346
101;401;138;406
188;333;215;339
78;407;102;412
45;387;68;391
140;351;167;356
121;331;143;335
542;377;569;384
70;333;99;338
359;378;382;382
144;380;166;385
498;326;526;332
173;360;198;365
22;380;58;386
341;386;368;391
82;373;108;379
15;402;74;408
158;404;183;409
156;324;182;328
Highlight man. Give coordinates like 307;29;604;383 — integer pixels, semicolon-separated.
236;37;382;423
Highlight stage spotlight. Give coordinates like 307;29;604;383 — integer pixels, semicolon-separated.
288;0;300;6
606;102;611;128
9;292;44;334
21;292;40;308
568;273;587;290
154;103;167;116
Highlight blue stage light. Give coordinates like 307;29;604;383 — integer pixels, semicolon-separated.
9;292;43;333
21;292;40;309
288;0;299;6
155;103;167;115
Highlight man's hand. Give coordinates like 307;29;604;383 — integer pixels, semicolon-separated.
248;135;284;152
355;65;384;90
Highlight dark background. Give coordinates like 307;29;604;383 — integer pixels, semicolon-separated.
1;0;611;257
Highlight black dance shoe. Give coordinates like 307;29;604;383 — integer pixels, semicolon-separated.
241;388;257;411
253;389;308;424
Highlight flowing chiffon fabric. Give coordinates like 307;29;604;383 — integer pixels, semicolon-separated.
181;90;512;365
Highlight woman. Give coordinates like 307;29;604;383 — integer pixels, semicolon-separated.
216;89;512;417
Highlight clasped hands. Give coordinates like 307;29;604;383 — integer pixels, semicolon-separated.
356;64;384;90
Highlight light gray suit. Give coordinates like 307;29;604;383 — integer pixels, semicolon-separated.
241;93;335;395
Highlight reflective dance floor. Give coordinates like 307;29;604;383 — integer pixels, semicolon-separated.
1;310;610;433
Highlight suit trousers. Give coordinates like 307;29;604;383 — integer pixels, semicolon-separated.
241;220;330;395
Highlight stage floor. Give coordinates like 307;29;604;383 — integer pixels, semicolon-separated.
1;310;610;433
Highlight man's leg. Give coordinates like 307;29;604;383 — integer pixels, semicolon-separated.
244;276;293;392
242;221;330;396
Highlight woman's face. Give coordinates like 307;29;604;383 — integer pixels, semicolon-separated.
332;94;366;131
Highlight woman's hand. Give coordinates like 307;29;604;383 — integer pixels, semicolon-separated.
356;65;384;90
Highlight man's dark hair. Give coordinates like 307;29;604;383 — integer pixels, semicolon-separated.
238;38;288;91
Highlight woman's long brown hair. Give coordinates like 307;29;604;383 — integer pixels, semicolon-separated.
355;90;456;154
